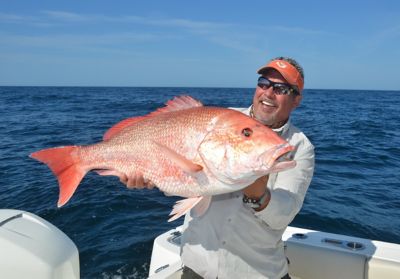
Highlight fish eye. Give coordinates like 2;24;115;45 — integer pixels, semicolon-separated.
242;128;253;137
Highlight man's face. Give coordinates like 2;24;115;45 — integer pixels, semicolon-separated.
252;70;302;129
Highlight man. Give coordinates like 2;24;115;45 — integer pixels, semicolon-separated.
121;56;314;278
180;57;315;279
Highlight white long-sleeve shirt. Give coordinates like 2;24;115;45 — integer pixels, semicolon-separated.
180;107;315;279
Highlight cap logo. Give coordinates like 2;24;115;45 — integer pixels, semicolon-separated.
276;61;287;68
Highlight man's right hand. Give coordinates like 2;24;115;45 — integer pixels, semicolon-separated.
120;171;155;189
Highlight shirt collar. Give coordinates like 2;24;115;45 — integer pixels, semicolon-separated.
272;120;290;136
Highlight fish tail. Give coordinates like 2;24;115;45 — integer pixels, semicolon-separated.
30;146;87;207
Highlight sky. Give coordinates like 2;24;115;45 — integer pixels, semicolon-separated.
1;0;400;90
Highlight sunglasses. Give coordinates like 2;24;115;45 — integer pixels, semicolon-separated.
257;76;299;96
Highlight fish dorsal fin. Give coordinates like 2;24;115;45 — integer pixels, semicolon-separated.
103;116;146;141
103;96;203;141
149;95;203;116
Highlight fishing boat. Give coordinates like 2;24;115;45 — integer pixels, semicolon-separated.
2;208;400;278
148;225;400;279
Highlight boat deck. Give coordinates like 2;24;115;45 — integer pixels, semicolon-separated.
148;226;400;279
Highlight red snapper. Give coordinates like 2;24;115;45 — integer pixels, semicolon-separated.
30;96;296;221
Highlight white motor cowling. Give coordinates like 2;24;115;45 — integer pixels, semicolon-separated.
0;209;79;279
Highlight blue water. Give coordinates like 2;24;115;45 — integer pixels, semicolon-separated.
1;87;400;278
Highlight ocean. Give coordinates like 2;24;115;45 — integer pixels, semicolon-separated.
1;86;400;278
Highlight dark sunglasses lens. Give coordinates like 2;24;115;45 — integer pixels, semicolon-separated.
258;76;298;95
257;77;270;88
273;84;292;95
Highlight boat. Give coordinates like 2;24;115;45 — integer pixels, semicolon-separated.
0;209;79;279
2;208;400;278
148;225;400;279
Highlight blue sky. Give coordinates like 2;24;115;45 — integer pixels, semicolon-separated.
1;0;399;90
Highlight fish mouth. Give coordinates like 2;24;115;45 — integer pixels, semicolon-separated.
258;143;296;173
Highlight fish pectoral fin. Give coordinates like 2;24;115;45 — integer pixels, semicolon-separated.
168;196;205;222
154;142;203;174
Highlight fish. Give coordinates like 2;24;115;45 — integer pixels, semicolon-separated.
30;96;296;221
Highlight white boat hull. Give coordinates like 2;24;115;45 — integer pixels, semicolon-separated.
148;225;400;279
0;209;79;279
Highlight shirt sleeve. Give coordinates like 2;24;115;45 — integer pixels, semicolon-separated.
254;142;315;230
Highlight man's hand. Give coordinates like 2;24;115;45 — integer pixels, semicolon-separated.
120;171;155;189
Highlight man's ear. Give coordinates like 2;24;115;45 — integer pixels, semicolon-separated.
292;94;302;109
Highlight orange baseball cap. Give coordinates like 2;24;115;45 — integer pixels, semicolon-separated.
257;59;304;93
